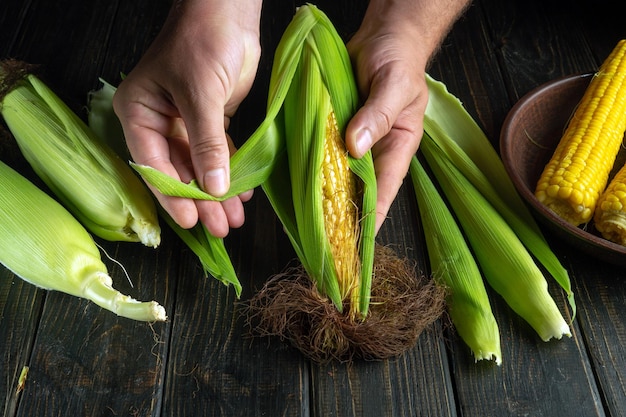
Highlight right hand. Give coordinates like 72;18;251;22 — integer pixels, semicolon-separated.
113;0;263;237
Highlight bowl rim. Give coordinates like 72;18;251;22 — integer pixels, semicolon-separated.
499;72;626;259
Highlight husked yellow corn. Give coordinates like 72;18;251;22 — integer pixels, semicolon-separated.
322;111;360;309
594;162;626;244
535;39;626;226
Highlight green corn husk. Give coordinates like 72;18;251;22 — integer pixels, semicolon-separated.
0;159;166;322
261;4;377;317
159;207;241;296
87;78;129;160
87;80;241;296
0;61;161;248
424;74;575;317
421;134;571;342
410;156;501;364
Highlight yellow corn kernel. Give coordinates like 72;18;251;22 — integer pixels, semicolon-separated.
594;163;626;245
535;39;626;226
322;111;360;310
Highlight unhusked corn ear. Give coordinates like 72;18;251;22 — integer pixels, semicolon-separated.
0;160;166;322
425;74;575;317
535;39;626;226
594;162;626;244
410;155;501;364
423;135;571;342
322;111;360;306
0;62;161;247
261;4;377;318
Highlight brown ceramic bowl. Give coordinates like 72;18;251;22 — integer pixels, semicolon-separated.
500;72;626;265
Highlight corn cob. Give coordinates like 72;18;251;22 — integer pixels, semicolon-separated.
0;62;161;247
0;159;166;322
594;162;626;244
422;135;571;342
410;156;501;364
321;111;361;308
535;39;626;226
265;5;376;319
425;74;575;316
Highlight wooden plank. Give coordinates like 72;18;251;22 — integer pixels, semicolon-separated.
14;235;175;417
0;0;32;52
572;258;626;417
0;3;45;417
162;193;310;417
8;0;119;108
480;0;595;96
0;1;44;416
95;0;170;87
0;275;44;417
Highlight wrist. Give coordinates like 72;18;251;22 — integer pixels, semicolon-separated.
361;0;469;63
168;0;263;37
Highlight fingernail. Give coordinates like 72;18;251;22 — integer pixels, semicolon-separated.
204;167;228;196
356;128;373;157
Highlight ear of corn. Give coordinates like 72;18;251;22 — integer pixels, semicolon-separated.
535;39;626;226
0;160;166;322
594;162;626;244
262;4;377;317
424;74;575;317
87;80;242;296
421;135;571;342
410;156;501;364
0;66;161;248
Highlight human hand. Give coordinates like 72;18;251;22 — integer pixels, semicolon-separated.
113;0;262;237
345;0;470;233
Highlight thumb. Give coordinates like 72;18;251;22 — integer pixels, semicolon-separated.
345;70;413;159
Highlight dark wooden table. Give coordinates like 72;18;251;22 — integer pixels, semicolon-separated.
2;0;626;416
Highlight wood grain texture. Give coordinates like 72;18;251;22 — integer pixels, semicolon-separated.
2;0;626;416
14;234;175;417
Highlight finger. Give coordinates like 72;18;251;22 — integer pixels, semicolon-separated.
196;199;230;238
113;87;200;229
221;195;246;229
238;188;254;203
370;126;423;233
174;82;231;198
